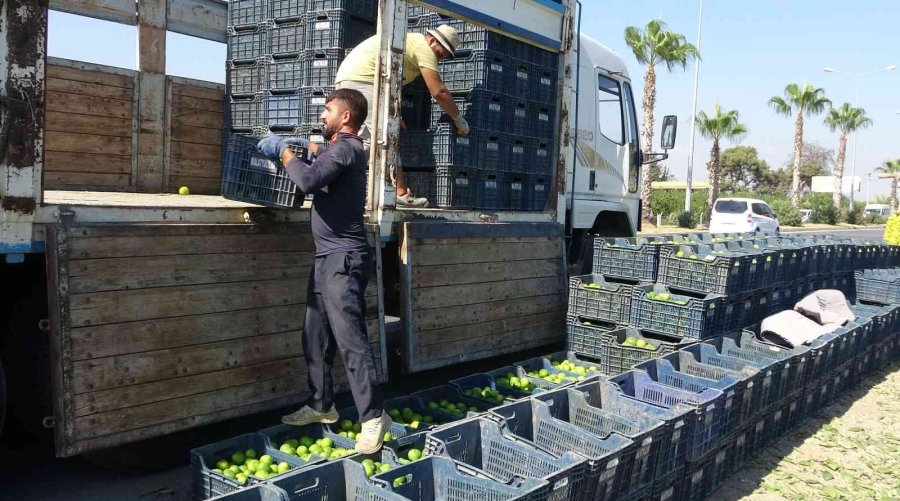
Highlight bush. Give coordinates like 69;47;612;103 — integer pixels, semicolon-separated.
677;211;697;229
801;193;837;225
649;189;708;224
769;198;802;227
844;202;866;225
865;213;887;225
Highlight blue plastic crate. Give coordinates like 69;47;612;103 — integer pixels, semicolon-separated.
208;484;289;501
630;284;726;340
508;98;531;136
301;49;343;87
733;328;811;400
526;174;550;211
440;49;507;93
267;56;304;93
477;131;508;172
439;18;509;53
270;0;305;20
490;398;634;501
502;172;528;211
411;384;492;421
431;90;506;131
593;236;670;282
435;166;476;209
538;383;667;499
450;373;526;406
431;124;477;168
424;418;586;501
264;92;302;129
568;274;637;325
373;455;548;501
268;20;305;56
305;9;375;49
229;0;269;28
855;270;900;305
606;370;725;464
384;395;454;432
507;138;530;174
510;59;536;101
401;78;431;130
475;171;503;210
270;459;405;500
221;133;307;208
532;102;556;140
230;59;267;96
534;66;558;105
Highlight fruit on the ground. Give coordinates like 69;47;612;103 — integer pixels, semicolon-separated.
178;186;189;195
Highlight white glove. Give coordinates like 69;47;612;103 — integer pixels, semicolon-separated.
452;114;470;136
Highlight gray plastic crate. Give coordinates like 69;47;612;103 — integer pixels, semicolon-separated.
270;0;305;20
229;59;267;96
658;243;759;296
439;49;507;93
268;20;305;56
593;236;670;282
221;132;306;208
229;0;269;28
301;49;343;87
228;25;269;62
567;274;636;325
855;270;900;305
630;284;726;340
566;322;687;375
305;9;375;50
270;460;405;500
267;56;303;92
299;86;333;123
308;0;377;19
229;94;265;131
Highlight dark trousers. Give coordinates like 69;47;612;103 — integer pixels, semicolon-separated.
303;248;383;422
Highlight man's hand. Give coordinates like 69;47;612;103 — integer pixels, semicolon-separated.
257;134;289;160
452;114;470;136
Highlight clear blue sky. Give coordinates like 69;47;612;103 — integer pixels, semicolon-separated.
48;1;900;198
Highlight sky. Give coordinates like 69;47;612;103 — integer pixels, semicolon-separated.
47;1;900;198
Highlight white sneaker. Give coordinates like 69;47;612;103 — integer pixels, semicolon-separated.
397;193;429;208
281;404;339;426
355;412;390;454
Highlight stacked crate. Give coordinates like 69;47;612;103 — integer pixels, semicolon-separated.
222;0;376;207
400;7;558;210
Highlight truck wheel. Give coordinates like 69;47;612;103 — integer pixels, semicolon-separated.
0;358;6;438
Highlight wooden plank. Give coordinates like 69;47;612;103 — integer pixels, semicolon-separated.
67;233;315;259
412;294;566;333
168;175;221;195
45;227;74;458
73;358;306;416
47;62;135;89
412;276;566;310
43;172;131;190
171;82;225;101
72;331;304;393
46;90;133;119
65;224;308;239
414;323;562;372
44;151;132;174
412;240;561;266
172;108;223;129
167;0;227;44
45;131;132;156
416;310;565;347
68;251;315;293
412;258;562;288
171;124;223;146
173;92;225;113
70;305;302;360
406;222;563;239
47;77;133;101
414;236;559;246
45;111;132;137
69;278;305;327
169;158;221;176
170;141;221;161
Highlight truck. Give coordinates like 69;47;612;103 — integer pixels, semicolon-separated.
0;0;674;457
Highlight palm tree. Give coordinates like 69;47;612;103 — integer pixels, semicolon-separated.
624;20;700;223
769;84;831;207
875;159;900;214
696;105;747;219
824;103;872;213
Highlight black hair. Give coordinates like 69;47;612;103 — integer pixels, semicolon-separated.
327;88;368;130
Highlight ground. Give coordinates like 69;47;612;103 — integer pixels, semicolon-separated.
638;224;885;236
715;361;900;501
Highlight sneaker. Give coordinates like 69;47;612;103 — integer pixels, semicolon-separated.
355;412;390;454
281;404;339;426
397;192;429;208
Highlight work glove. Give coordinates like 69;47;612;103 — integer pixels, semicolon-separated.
452;114;470;136
257;134;309;160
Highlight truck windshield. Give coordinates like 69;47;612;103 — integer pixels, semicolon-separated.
715;200;748;213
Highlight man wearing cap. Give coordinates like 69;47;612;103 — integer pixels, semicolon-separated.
335;24;469;207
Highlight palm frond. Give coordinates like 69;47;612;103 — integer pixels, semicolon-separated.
824;103;873;133
768;96;792;117
624;26;649;65
876;159;900;174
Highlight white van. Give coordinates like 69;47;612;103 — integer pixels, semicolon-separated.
864;204;891;217
709;198;780;234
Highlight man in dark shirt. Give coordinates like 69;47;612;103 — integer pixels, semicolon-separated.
256;88;387;454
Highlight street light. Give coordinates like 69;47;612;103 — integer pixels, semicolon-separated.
823;64;897;205
684;0;703;213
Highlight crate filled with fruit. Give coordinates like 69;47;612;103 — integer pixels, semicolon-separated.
568;273;639;325
630;284;728;340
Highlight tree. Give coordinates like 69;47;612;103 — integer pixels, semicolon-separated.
695;105;747;217
763;168;793;195
624;20;700;222
768;83;831;207
824;103;872;213
875;159;900;213
788;142;834;193
719;146;771;193
647;162;674;183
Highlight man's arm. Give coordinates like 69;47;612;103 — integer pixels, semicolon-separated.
422;68;469;136
281;148;344;194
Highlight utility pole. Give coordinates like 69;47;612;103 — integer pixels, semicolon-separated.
684;0;703;212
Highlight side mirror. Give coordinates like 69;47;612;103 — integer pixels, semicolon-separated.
661;115;677;150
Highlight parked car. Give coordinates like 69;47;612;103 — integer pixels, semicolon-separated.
800;209;813;224
864;204;891;217
709;197;780;234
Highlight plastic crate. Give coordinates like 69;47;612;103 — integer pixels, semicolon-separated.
606;371;725;464
503;172;528;211
208;484;290;501
440;50;507;93
229;0;269;28
450;373;528;405
526;174;550;211
855;270;900;305
508;98;530;136
507;138;530;175
527;139;553;176
431;90;506;131
308;0;377;19
431;124;478;168
401;167;438;205
191;433;314;500
532;102;556;140
593;236;670;282
230;59;267;96
258;422;353;459
270;459;405;500
439;18;509;53
228;25;269;62
264;93;302;129
540;383;666;499
221;133;306;208
534;67;558;105
490;398;634;501
401;78;431;130
514;351;604;387
323;405;411;447
658;244;755;296
425;418;586;501
651;465;684;501
435;166;476;209
568;274;636;325
475;171;502;210
301;49;344;87
299;86;333;123
305;9;375;50
410;385;492;421
399;131;433;167
567;323;687;376
732;328;811;400
268;20;305;56
267;56;304;93
373;455;548;501
679;343;777;419
478;131;508;172
270;0;305;20
297;122;327;148
629;284;726;340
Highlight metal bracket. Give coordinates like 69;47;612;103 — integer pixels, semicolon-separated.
53;209;76;226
